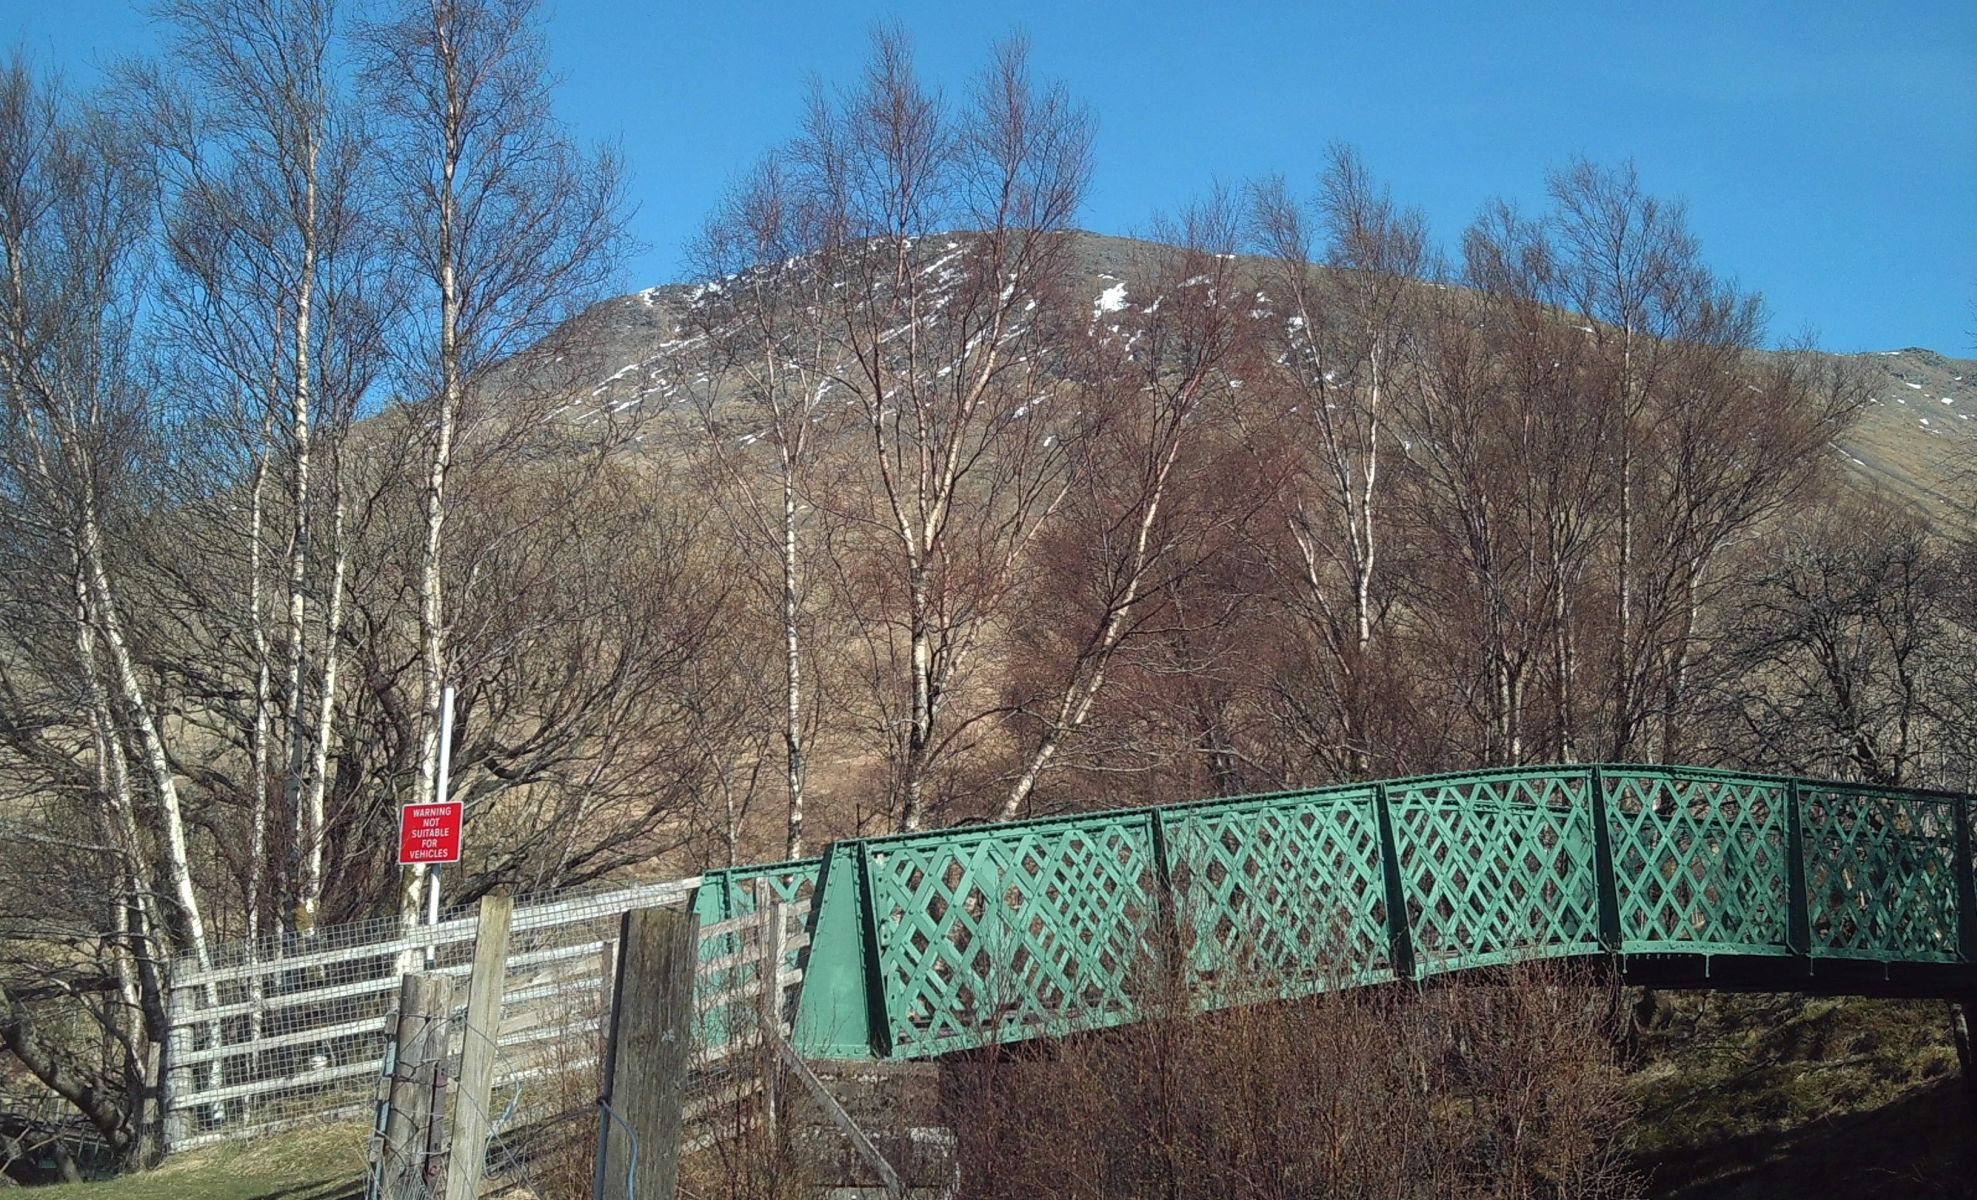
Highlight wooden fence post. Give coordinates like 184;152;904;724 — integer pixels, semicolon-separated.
758;901;788;1144
161;979;192;1152
444;890;513;1199
380;973;455;1200
594;907;698;1200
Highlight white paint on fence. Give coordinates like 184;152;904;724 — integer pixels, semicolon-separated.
160;876;806;1155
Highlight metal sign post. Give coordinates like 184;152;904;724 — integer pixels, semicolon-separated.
431;686;454;965
394;685;460;969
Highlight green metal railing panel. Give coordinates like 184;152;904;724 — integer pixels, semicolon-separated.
789;843;882;1059
693;857;823;1052
1602;770;1792;954
1800;787;1960;963
861;812;1164;1057
1389;771;1602;972
772;764;1977;1060
1162;788;1392;1004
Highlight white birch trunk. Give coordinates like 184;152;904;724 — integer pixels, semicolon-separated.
998;406;1189;820
781;464;806;857
283;156;320;937
78;505;213;972
298;481;346;940
408;22;463;934
246;450;270;951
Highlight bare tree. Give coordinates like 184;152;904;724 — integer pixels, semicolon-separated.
1448;199;1618;764
129;0;397;947
0;59;184;1162
1545;159;1696;760
1246;146;1426;776
997;196;1249;818
687;158;839;858
362;0;627;925
789;28;1094;831
1544;159;1855;762
1705;499;1967;786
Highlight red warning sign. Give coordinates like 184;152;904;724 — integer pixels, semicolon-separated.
397;802;463;865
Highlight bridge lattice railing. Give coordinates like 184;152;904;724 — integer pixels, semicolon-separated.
786;764;1977;1060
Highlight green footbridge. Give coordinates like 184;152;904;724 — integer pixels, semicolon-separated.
690;764;1977;1061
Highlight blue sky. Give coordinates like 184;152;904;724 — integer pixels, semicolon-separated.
7;0;1974;353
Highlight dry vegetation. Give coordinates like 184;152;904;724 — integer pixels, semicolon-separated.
945;965;1640;1200
2;0;1974;1190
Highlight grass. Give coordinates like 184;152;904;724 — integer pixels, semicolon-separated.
27;1122;368;1200
1627;993;1975;1199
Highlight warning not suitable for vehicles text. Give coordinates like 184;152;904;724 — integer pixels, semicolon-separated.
397;802;462;865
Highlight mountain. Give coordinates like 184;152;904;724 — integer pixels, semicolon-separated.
528;230;1974;526
1832;347;1976;519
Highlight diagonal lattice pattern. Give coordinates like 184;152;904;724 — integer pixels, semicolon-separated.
865;815;1162;1054
779;764;1977;1061
1802;788;1959;962
1390;773;1601;969
1162;788;1391;1000
1603;771;1790;950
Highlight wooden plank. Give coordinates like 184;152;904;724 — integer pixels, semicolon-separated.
446;890;514;1200
596;907;698;1200
379;974;453;1200
179;973;405;1023
759;900;788;1143
177;922;482;988
180;935;612;1024
698;943;770;977
166;1056;383;1107
169;1008;599;1112
172;1012;393;1067
698;909;773;940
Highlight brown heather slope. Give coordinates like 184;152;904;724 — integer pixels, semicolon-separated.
530;230;1975;533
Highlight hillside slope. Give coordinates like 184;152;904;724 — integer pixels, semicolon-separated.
1836;348;1976;522
532;230;1973;526
1629;994;1974;1198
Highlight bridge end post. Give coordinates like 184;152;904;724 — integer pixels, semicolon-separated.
1955;801;1977;966
1373;784;1416;982
1145;813;1194;1012
1588;767;1623;954
790;841;887;1060
1786;780;1812;962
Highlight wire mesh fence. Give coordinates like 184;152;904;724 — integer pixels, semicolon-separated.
162;876;703;1151
160;874;807;1197
360;899;807;1199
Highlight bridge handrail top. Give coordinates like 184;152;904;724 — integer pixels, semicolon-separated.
840;761;1975;857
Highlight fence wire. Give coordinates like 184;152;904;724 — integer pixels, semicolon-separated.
164;877;701;1151
342;895;805;1199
